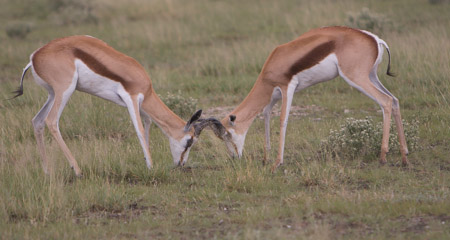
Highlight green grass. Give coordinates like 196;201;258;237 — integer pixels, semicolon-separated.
1;0;449;239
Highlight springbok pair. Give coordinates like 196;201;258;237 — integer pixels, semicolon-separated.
13;26;408;175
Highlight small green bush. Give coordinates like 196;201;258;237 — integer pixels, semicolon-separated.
48;0;98;25
321;117;419;160
5;22;32;39
160;91;198;119
428;0;448;4
346;8;393;33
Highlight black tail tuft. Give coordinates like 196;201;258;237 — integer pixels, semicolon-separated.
386;66;396;77
8;62;31;100
10;87;24;99
385;45;396;77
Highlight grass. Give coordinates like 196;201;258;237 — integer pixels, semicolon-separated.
0;0;449;239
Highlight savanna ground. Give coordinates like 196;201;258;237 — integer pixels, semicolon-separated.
1;0;449;239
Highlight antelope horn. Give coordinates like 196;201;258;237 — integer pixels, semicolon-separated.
192;118;210;137
204;118;230;140
192;117;228;138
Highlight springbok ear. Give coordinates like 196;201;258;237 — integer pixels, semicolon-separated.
185;109;202;131
229;115;236;126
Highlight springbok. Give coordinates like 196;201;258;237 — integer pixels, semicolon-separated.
208;26;409;170
13;35;214;176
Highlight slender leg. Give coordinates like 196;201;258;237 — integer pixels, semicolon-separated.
45;81;81;176
369;71;409;165
341;72;394;164
379;99;393;164
263;88;281;164
141;111;152;150
273;81;297;171
121;94;152;169
392;99;409;165
32;90;55;174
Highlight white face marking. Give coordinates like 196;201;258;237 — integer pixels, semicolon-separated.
169;135;194;165
226;129;247;158
75;59;126;107
293;53;339;92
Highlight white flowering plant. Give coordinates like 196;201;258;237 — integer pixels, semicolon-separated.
160;91;198;118
346;8;393;34
321;117;419;160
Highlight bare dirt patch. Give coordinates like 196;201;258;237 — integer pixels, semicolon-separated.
73;201;159;225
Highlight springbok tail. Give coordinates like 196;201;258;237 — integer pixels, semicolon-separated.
10;62;32;99
379;40;396;77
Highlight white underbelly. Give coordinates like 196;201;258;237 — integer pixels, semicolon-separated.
293;53;339;92
75;59;126;107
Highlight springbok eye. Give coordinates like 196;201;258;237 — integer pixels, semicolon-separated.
184;137;194;148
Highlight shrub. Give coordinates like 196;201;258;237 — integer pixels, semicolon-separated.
321;117;419;160
5;22;32;39
48;0;98;25
428;0;448;4
160;91;198;119
346;8;393;33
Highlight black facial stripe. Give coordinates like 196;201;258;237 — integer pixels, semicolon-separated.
179;137;194;166
185;137;194;149
232;142;239;155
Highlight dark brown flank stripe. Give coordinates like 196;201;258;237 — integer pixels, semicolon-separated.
73;48;129;89
285;41;336;79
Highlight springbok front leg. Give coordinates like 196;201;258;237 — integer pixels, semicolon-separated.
141;111;152;150
273;79;298;171
263;87;282;164
119;92;152;169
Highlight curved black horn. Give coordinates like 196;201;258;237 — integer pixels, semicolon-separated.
192;117;229;138
185;109;202;132
192;119;209;136
205;118;230;139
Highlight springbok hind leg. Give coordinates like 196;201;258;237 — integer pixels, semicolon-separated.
392;99;409;165
342;74;394;164
369;71;409;165
44;81;82;176
32;89;55;174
